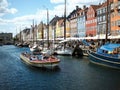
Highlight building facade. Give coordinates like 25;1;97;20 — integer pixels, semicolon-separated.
77;6;88;37
0;33;13;44
86;5;100;37
68;6;81;37
111;0;120;36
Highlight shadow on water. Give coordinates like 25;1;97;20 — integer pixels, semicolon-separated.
28;66;61;72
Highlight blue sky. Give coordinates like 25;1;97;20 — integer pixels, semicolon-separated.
0;0;105;36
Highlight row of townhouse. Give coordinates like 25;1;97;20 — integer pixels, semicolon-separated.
18;0;120;42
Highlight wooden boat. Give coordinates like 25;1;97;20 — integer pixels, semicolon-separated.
20;52;60;69
88;43;120;69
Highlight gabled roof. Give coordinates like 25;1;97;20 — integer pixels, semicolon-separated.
90;5;101;11
67;6;82;20
57;18;64;26
49;15;60;26
97;0;113;10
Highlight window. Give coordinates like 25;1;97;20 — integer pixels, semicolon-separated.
103;8;105;13
100;9;102;14
117;20;120;26
103;15;105;21
100;16;102;21
97;10;100;15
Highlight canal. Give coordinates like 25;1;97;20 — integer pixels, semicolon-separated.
0;45;120;90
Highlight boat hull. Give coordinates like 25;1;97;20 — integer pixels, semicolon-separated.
20;54;60;69
89;51;120;69
54;49;73;56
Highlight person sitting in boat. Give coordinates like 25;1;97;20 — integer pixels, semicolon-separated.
38;54;49;60
49;55;55;59
43;54;49;59
30;56;38;60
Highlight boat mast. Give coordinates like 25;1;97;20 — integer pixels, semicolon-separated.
64;0;66;40
20;27;21;43
47;8;49;49
35;22;37;43
42;21;44;48
32;19;34;43
105;0;109;42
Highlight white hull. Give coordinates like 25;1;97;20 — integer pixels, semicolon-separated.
55;49;73;55
41;49;54;55
20;54;60;69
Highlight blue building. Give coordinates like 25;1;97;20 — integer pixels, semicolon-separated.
77;6;88;37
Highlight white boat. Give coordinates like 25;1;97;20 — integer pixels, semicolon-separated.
54;40;74;56
29;43;42;52
41;48;54;55
20;52;60;69
54;40;83;56
54;48;74;56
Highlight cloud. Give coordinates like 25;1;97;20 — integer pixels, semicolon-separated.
50;0;64;4
50;0;102;5
0;0;106;36
0;0;18;17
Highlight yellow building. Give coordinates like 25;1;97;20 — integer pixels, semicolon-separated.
56;18;64;38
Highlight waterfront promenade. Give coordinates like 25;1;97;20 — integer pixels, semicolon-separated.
0;45;120;90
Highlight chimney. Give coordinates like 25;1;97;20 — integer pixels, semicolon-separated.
76;6;79;10
83;5;86;9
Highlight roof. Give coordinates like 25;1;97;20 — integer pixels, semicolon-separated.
91;5;101;11
100;43;120;51
49;15;60;26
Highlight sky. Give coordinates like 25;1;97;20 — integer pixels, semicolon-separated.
0;0;105;36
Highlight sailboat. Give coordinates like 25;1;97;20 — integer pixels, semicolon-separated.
54;0;83;56
54;0;74;56
29;20;42;53
88;0;120;69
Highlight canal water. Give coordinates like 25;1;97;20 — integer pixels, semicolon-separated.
0;45;120;90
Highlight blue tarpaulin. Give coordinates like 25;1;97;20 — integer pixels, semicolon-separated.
82;40;90;46
100;43;120;51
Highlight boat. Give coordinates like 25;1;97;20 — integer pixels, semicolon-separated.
88;43;120;69
54;47;74;56
54;40;74;55
88;0;120;69
41;48;54;55
20;52;60;69
53;0;75;56
29;43;41;52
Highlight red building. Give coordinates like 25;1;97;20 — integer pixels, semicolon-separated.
86;5;101;37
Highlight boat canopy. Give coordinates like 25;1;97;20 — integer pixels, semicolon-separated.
100;43;120;51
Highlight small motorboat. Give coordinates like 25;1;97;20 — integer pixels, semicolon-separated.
20;52;60;69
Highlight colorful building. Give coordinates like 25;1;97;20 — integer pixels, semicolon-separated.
56;17;64;38
111;0;120;36
86;5;101;37
77;5;88;37
68;6;81;37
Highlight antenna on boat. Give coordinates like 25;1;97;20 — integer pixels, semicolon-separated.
64;0;66;40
